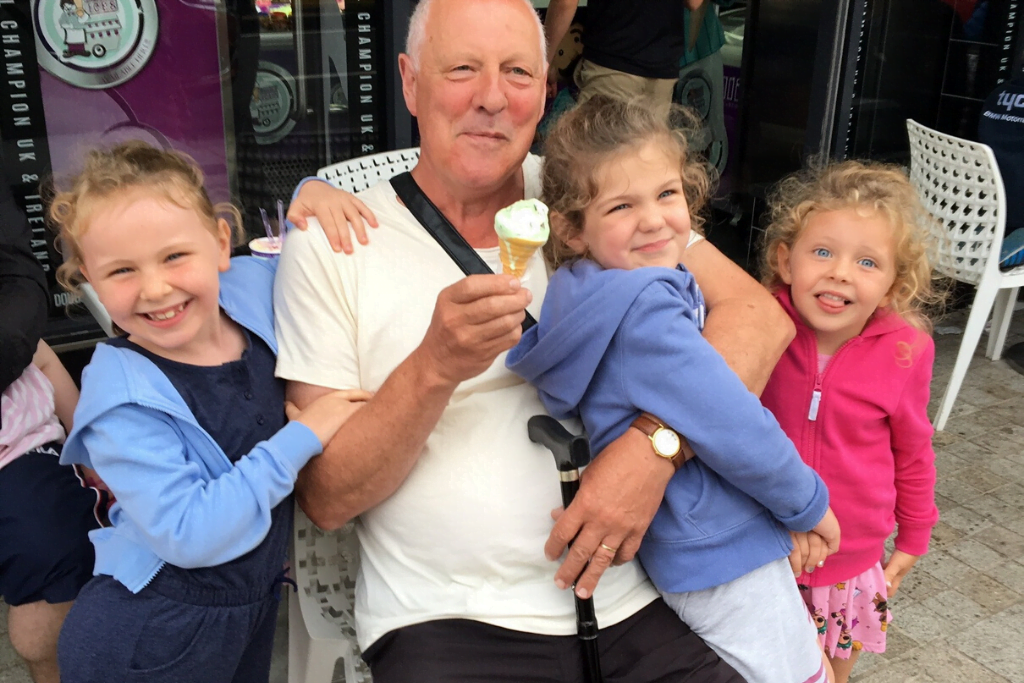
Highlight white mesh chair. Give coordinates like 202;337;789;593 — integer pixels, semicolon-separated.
317;147;420;192
907;119;1024;430
288;507;369;683
289;149;421;683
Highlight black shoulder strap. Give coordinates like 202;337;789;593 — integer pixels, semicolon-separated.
391;171;536;331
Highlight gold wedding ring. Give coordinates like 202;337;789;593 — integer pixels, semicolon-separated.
599;543;618;554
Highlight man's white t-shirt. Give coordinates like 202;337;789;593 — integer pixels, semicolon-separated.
274;155;658;651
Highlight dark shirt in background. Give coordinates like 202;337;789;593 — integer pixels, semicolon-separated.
0;179;47;394
978;74;1024;230
583;0;687;79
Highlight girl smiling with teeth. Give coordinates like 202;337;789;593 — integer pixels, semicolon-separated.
49;141;371;683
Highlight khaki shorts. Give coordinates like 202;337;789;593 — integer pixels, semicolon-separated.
574;59;678;120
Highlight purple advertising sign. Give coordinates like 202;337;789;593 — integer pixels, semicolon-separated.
0;0;230;321
34;0;230;204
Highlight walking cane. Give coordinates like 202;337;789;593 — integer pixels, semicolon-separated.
528;415;603;683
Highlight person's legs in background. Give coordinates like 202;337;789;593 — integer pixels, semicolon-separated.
574;59;676;120
7;601;73;683
0;448;100;683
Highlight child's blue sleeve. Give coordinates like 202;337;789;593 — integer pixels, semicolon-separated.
619;283;829;532
76;406;322;568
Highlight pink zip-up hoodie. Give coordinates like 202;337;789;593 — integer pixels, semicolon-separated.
761;289;939;586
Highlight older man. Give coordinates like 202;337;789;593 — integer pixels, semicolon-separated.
276;0;791;679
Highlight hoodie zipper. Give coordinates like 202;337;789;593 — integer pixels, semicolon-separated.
807;337;859;421
802;335;860;428
803;335;859;474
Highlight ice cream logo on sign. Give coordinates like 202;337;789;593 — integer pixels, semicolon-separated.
250;61;298;145
32;0;158;89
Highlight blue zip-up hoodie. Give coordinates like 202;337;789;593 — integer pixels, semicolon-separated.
507;260;829;593
60;257;323;593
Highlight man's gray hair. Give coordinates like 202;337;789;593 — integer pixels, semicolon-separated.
405;0;547;71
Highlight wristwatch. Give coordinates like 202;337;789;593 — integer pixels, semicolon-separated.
631;413;690;471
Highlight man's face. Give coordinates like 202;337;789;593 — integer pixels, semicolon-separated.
400;0;546;193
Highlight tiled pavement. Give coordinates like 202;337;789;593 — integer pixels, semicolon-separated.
3;303;1024;683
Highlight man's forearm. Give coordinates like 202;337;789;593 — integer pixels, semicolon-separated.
543;0;577;65
701;298;793;395
294;346;457;530
680;239;794;395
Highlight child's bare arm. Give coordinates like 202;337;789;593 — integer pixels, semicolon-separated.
285;388;373;448
883;549;919;595
287;180;379;255
32;340;79;431
788;530;830;575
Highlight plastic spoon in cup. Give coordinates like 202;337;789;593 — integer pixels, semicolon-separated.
276;199;286;247
259;208;274;245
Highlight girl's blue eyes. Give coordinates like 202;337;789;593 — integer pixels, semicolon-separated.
812;248;877;268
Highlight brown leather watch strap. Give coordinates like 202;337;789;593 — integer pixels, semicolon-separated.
631;413;694;471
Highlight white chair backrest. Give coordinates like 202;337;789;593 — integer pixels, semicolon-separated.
906;119;1007;286
80;282;116;338
317;148;421;192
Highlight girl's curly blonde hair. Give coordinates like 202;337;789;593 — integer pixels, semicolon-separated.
760;159;947;332
51;141;244;294
541;95;712;268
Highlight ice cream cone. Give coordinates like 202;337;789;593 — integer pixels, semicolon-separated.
494;198;550;278
499;236;545;278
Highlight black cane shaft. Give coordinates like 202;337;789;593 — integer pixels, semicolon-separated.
559;477;580;511
577;600;599;639
581;642;603;682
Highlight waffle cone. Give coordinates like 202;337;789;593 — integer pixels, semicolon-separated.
499;237;544;278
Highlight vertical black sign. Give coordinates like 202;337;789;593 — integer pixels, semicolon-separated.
999;1;1021;79
0;0;65;316
345;0;385;156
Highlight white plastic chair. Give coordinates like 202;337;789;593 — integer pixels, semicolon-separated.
907;119;1024;430
288;505;370;683
80;282;116;337
317;147;420;192
289;149;421;683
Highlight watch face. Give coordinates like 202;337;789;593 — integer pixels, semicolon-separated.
653;429;681;456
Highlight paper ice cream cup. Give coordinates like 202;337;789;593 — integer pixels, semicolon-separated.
249;237;282;259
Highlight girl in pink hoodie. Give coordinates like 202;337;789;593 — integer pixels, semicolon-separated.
759;161;944;682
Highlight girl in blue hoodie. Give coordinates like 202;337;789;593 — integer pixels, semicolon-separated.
50;142;369;683
506;96;838;683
